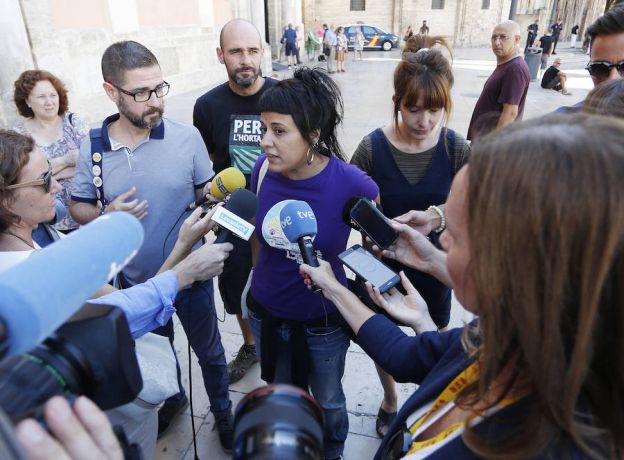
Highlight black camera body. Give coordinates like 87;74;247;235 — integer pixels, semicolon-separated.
0;303;142;424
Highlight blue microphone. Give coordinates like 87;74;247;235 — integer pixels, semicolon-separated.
0;212;144;356
280;201;322;293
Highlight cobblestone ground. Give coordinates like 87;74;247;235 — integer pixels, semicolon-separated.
155;44;592;460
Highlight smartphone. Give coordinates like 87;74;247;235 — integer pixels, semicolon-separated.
349;198;398;250
338;244;400;294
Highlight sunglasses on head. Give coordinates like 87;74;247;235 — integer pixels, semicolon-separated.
6;161;53;193
585;60;624;81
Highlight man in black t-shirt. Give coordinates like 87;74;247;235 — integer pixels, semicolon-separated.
550;20;563;54
541;58;572;95
538;31;554;75
193;19;277;387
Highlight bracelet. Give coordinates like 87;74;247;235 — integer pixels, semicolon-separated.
427;205;446;233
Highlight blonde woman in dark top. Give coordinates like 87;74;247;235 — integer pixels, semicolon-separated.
350;34;469;438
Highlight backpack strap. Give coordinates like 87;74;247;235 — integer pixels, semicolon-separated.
89;128;107;213
254;156;270;194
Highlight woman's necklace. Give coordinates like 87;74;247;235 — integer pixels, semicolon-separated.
2;231;36;250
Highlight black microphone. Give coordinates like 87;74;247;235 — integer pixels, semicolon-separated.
213;189;258;244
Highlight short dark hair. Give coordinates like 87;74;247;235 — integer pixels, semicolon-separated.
13;70;69;118
258;67;345;160
101;41;159;86
0;130;34;232
587;5;624;42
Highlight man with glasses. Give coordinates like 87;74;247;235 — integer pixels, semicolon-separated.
557;5;624;114
467;21;529;141
70;41;235;452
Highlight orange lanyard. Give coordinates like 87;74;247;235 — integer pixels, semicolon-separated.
406;362;513;453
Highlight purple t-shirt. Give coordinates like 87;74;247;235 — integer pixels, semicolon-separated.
467;56;530;141
250;155;379;321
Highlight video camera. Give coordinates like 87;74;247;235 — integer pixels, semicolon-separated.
0;213;146;459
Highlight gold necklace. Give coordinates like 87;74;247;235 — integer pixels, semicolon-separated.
2;231;36;250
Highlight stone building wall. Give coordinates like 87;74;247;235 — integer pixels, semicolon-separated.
0;0;271;128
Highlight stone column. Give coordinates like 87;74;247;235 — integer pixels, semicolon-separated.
0;0;35;127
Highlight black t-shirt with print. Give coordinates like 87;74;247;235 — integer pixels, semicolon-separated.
193;78;278;180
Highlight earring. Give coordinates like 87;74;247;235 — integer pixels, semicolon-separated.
306;146;315;166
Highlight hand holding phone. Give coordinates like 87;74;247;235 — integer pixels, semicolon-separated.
349;198;398;250
338;244;400;294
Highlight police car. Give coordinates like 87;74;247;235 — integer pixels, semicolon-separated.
341;24;399;51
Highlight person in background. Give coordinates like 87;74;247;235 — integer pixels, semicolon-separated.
353;25;365;61
541;58;572;95
302;113;624;460
570;24;579;48
248;68;379;460
335;26;348;73
537;29;554;78
550;18;563;54
13;70;89;232
324;24;337;74
350;33;469;438
419;20;430;35
295;25;304;65
403;25;413;42
525;19;538;50
467;21;529;141
281;23;298;70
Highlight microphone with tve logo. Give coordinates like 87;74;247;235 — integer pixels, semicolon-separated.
279;200;322;293
187;167;246;211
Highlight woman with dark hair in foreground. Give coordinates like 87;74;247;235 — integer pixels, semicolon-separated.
302;114;624;459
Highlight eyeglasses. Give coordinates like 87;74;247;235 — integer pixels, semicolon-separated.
109;81;170;102
380;425;412;459
6;162;53;193
585;60;624;81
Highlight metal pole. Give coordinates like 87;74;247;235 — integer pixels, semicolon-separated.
509;0;518;20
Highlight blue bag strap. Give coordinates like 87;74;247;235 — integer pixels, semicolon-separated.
89;128;107;212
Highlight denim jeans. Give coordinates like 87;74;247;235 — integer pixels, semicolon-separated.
153;279;231;415
248;309;350;459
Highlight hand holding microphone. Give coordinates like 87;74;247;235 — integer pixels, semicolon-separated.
279;201;322;294
188;167;246;211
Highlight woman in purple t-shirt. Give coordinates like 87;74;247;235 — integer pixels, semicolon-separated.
248;68;379;460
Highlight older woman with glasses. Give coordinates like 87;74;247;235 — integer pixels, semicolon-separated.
301;114;624;459
13;70;90;232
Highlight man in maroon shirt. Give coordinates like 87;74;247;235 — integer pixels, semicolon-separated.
467;21;530;141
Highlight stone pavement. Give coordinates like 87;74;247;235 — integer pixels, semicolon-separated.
154;44;593;460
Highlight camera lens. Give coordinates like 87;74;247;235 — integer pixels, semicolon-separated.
233;384;325;460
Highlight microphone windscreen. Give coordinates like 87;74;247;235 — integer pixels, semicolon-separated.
225;189;258;221
279;201;317;243
262;200;298;251
0;212;144;356
210;167;246;200
342;196;363;230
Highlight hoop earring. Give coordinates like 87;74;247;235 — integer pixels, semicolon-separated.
306;146;315;166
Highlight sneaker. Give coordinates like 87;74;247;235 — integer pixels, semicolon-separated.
288;65;292;70
227;344;258;384
214;410;234;453
157;395;189;439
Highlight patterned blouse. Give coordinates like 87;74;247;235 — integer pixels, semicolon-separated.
14;112;89;230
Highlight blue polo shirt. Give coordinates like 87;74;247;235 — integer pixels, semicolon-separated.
71;115;213;285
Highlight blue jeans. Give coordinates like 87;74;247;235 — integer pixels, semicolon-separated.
248;309;350;459
153;279;231;415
